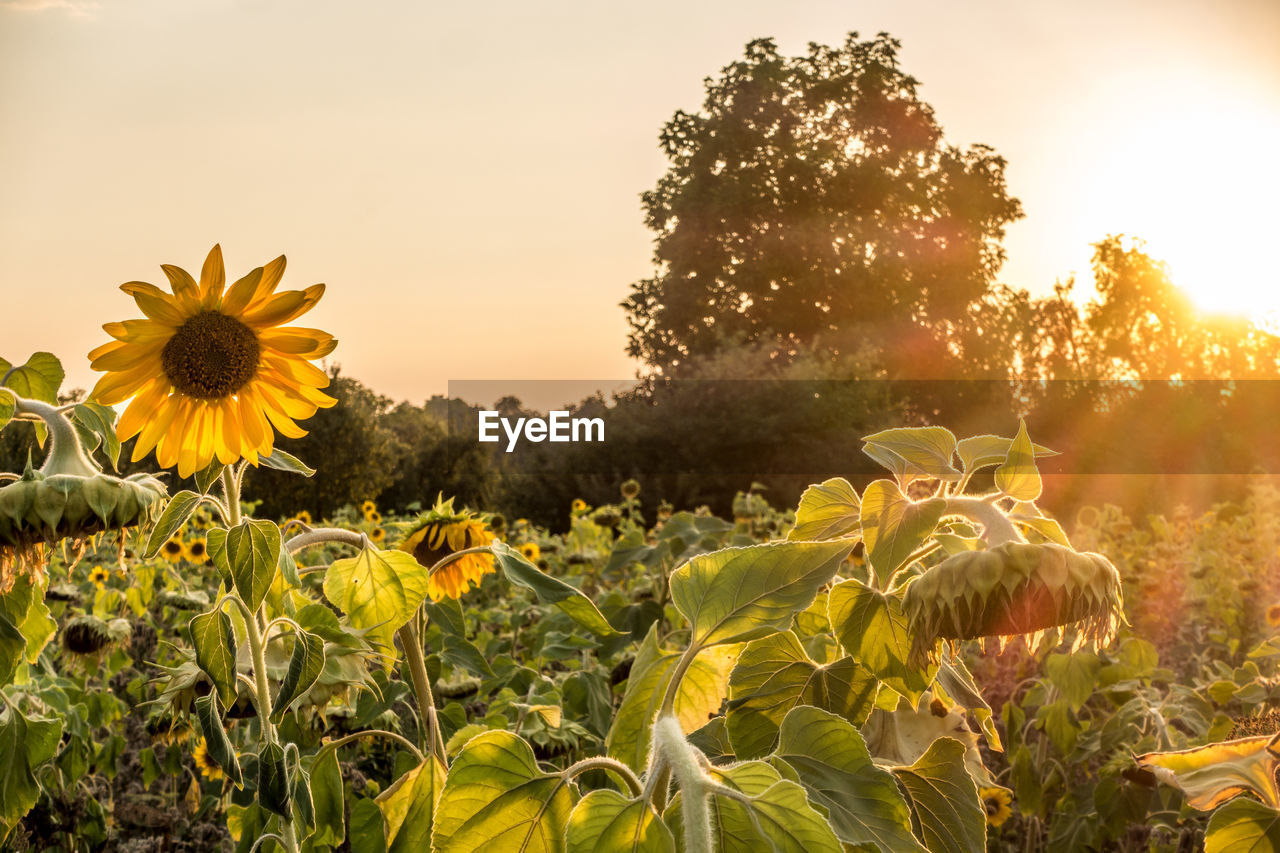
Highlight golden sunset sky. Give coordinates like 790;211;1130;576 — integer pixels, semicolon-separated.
2;0;1278;404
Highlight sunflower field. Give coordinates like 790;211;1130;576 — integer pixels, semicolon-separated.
5;248;1280;853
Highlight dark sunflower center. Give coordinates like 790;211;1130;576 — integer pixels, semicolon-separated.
412;522;480;567
161;311;260;399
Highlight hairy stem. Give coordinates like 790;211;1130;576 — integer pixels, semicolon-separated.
652;714;712;853
562;757;643;797
943;497;1023;547
397;622;446;762
11;395;99;478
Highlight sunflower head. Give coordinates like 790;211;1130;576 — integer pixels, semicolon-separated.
291;510;313;527
620;479;641;499
903;542;1124;663
186;538;208;563
1266;604;1280;628
161;536;186;563
147;713;193;747
192;737;226;781
571;499;588;513
89;245;338;478
360;500;377;517
366;510;382;525
89;566;110;589
979;786;1013;827
370;526;386;544
61;614;131;657
519;542;540;562
399;496;495;601
0;467;166;593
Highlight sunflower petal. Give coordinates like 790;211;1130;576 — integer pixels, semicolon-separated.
103;319;173;342
160;264;203;311
133;395;181;460
121;282;187;326
219;266;265;316
117;380;167;441
245;255;287;310
199;245;226;307
259;327;338;357
91;361;160;406
242;284;324;329
89;339;164;372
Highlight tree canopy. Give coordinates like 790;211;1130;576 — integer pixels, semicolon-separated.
623;33;1023;375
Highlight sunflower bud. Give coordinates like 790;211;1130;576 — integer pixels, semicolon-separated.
903;542;1123;662
620;479;641;499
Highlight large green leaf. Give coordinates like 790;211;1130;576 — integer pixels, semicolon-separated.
0;611;23;687
726;631;876;759
310;748;345;847
189;607;238;708
323;547;431;658
828;578;934;703
0;352;63;403
492;541;620;637
669;540;852;649
272;628;326;722
566;790;675;853
771;706;924;852
859;480;945;579
994;420;1042;502
377;756;446;853
72;401;120;470
956;433;1056;473
862;427;960;484
432;730;577;853
0;704;63;833
0;575;55;674
144;490;201;558
258;448;316;477
194;692;243;787
891;737;986;853
1207;798;1280;853
209;519;281;612
258;741;291;818
606;625;738;773
1044;651;1101;712
787;477;861;541
1137;736;1280;810
665;760;842;853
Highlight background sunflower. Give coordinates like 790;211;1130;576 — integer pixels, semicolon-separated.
89;245;338;477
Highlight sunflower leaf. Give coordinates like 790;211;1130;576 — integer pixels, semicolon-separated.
376;756;446;853
259;449;316;478
272;628;326;723
491;541;621;637
189;607;238;708
891;736;987;853
194;461;226;495
566;789;675;853
144;490;202;558
0;352;63;404
323;547;431;661
72;401;120;471
194;692;243;788
209;519;281;612
258;741;292;819
1206;798;1280;853
787;477;862;542
0;703;63;834
994;420;1042;502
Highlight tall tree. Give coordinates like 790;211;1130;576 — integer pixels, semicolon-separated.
623;33;1023;375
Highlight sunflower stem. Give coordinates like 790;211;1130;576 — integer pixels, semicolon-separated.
221;467;242;528
11;395;100;478
943;497;1023;547
397;622;446;763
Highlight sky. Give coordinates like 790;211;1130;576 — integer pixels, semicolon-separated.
2;0;1278;408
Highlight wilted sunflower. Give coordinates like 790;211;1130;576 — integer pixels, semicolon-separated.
979;787;1013;827
399;497;495;601
88;245;337;478
89;566;110;588
192;738;226;781
519;542;540;562
1267;604;1280;628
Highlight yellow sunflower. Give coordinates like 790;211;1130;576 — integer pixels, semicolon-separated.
366;510;382;525
89;565;110;588
370;527;386;544
399;497;495;601
571;499;588;513
1267;604;1280;628
192;737;226;781
186;538;208;563
161;536;186;563
360;500;378;517
89;245;337;478
291;510;313;527
979;786;1013;828
519;542;540;562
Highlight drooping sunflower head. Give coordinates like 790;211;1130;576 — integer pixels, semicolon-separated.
979;787;1013;827
89;245;338;478
398;496;495;601
903;542;1124;664
61;614;131;657
161;536;186;563
192;737;226;781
